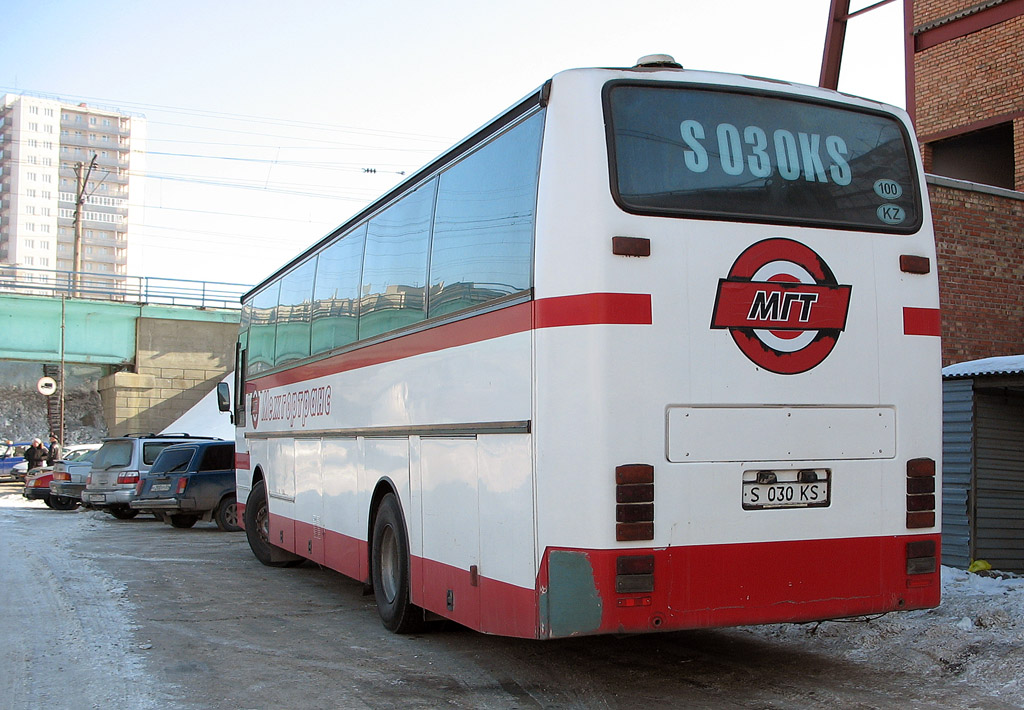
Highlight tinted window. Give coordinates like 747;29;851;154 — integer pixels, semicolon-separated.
606;84;920;231
247;282;280;374
311;224;366;354
199;444;234;471
92;440;133;469
428;112;541;318
150;447;196;474
275;257;317;366
142;442;177;466
359;179;436;339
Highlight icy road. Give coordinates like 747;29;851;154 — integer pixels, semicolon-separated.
1;481;1022;709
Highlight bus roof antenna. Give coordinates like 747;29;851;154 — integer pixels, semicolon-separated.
634;54;683;69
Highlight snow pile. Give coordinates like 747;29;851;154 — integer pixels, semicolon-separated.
745;566;1024;704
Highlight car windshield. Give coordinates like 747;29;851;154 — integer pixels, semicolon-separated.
149;447;196;474
65;448;96;462
92;441;133;469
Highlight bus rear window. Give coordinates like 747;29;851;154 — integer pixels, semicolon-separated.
605;83;921;232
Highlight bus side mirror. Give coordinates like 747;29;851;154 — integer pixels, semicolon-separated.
217;382;231;413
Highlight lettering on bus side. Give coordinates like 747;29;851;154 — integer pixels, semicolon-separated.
250;385;332;430
679;120;851;185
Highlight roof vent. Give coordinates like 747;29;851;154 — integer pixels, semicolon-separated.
634;54;682;69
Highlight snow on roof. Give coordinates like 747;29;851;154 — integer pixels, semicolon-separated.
942;354;1024;379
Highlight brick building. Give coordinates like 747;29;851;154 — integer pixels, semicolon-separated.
908;0;1024;365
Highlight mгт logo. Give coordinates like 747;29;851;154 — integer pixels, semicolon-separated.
711;238;852;374
250;390;260;429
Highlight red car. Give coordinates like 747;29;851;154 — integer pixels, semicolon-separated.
22;445;100;510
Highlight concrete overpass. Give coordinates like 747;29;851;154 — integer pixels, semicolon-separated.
0;286;243;437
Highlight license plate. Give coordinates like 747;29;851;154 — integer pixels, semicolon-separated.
743;469;830;510
89;494;106;503
151;483;171;492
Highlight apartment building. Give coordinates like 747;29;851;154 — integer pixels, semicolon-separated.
0;93;145;284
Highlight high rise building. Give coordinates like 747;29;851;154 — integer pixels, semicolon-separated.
0;92;145;288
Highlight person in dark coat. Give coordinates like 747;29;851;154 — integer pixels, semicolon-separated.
47;434;61;466
24;438;48;471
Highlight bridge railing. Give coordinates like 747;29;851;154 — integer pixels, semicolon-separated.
0;266;249;309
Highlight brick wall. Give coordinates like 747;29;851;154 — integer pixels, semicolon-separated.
914;15;1024;137
929;177;1024;365
99;316;236;436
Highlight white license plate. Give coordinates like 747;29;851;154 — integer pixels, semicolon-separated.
89;494;106;503
743;470;831;510
151;483;171;492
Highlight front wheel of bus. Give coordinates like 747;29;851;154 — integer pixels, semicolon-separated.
244;479;303;567
372;494;423;634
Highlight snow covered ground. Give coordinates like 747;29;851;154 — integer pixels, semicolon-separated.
745;566;1024;706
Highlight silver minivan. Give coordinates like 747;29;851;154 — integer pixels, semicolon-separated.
81;433;221;519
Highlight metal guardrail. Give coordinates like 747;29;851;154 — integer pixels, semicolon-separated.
0;266;249;309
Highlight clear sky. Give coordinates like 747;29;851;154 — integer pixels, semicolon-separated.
1;0;907;288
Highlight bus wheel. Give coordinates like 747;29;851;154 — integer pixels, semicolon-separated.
244;479;303;567
371;493;423;634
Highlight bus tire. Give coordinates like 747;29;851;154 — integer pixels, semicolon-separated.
371;493;423;634
244;479;303;567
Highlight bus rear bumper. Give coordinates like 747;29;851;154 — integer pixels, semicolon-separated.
539;534;941;639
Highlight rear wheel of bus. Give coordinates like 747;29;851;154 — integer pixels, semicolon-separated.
371;493;423;633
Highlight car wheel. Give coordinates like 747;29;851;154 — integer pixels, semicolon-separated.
169;514;199;529
214;495;242;532
108;506;139;520
244;479;303;567
43;495;55;509
49;495;79;511
371;493;424;633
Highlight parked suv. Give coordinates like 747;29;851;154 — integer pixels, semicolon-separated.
131;441;240;530
81;433;221;519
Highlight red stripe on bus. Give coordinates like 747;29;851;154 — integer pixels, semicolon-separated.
534;292;653;328
235;453;250;470
251;293;652;389
540;534;941;637
255;511;940;638
903;307;941;336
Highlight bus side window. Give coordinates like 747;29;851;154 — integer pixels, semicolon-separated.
359;179;436;340
312;224;366;355
428;111;542;318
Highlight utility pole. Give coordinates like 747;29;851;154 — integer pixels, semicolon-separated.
72;154;98;297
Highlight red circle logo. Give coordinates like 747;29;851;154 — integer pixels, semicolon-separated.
711;238;852;374
250;390;260;429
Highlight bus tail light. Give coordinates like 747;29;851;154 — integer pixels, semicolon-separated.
616;554;655;593
616;464;654;541
906;539;937;575
906;458;936;528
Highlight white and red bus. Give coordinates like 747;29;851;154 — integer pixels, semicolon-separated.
223;55;942;638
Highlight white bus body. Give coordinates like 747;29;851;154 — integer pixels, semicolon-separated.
230;58;941;638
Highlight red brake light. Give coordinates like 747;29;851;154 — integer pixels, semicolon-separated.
117;471;140;485
177;478;188;494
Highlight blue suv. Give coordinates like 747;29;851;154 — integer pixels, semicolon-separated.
130;440;240;530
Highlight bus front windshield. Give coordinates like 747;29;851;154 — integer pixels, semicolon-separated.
606;83;921;232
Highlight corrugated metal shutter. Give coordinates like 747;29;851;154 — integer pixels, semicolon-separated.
973;392;1024;574
941;379;974;569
